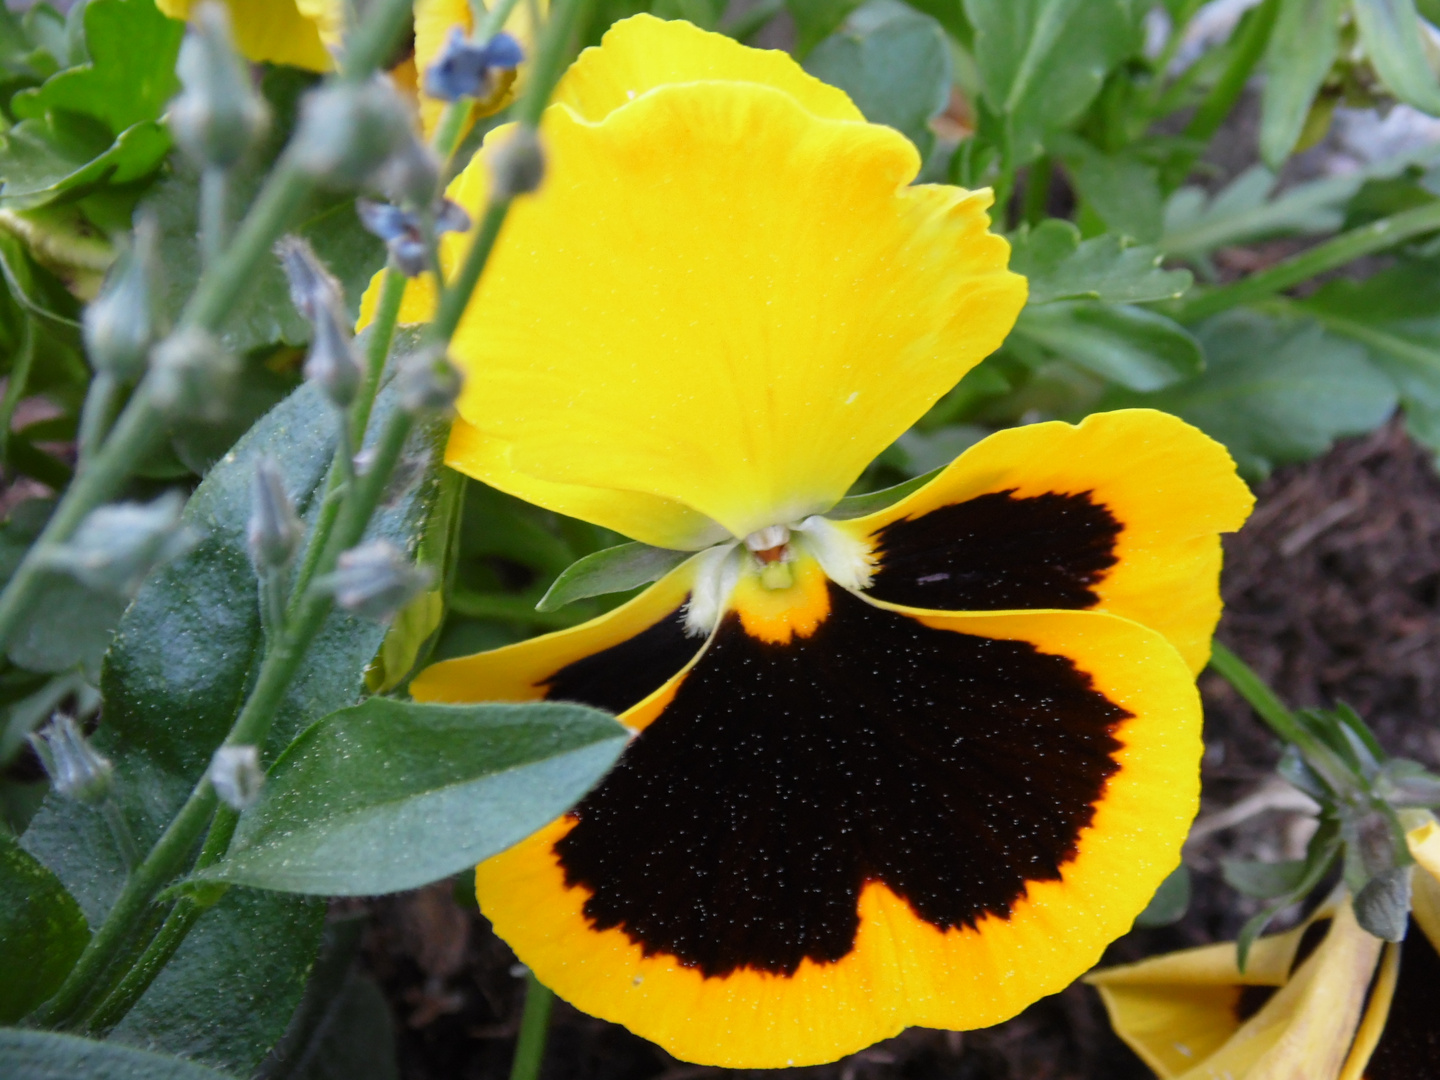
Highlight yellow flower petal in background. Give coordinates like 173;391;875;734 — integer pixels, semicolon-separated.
444;73;1024;542
156;0;339;70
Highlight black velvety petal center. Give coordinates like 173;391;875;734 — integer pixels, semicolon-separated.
866;489;1122;611
541;603;698;715
552;584;1130;978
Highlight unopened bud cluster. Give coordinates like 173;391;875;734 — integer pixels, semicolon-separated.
31;715;113;805
169;2;269;169
248;458;303;572
276;237;362;409
320;540;433;622
209;744;263;811
84;214;163;382
397;348;463;415
292;78;417;190
42;491;197;597
150;327;240;421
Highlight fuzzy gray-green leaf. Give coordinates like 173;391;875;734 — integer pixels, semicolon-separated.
537;542;692;612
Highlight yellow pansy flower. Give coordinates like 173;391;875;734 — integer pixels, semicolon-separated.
383;15;1254;1068
1088;821;1440;1079
155;0;341;72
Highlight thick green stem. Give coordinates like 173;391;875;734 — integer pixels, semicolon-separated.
354;269;406;443
509;975;554;1080
430;199;512;344
1174;201;1440;322
74;371;120;470
199;167;229;272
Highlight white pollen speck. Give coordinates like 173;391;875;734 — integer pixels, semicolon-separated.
845;392;859;404
626;89;636;99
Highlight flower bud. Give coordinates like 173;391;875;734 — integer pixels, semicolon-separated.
42;491;197;597
423;28;524;102
375;138;441;210
275;235;342;324
248;458;303;572
320;539;434;622
30;715;113;805
168;2;269;169
292;78;416;189
356;198;469;278
397;347;463;415
487;126;545;200
304;299;362;408
208;744;263;811
150;326;239;422
84;214;162;381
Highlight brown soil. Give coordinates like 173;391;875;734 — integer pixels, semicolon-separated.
359;419;1440;1080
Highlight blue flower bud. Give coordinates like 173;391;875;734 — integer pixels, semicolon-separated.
150;326;240;422
168;2;269;169
275;235;342;324
84;214;163;382
248;458;303;572
423;29;525;103
397;346;463;415
292;78;417;190
208;744;264;811
304;301;362;408
31;715;113;805
320;540;434;622
41;491;197;598
356;198;470;277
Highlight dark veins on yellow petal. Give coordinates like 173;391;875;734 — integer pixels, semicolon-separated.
553;584;1130;978
1365;916;1440;1079
542;605;698;714
867;490;1121;611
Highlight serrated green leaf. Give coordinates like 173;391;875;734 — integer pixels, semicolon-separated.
1133;864;1191;928
1009;218;1191;305
1056;138;1164;243
0;1029;238;1080
0;114;170;212
21;359;447;1072
1111;311;1397;478
0;831;88;1022
1015;301;1203;391
963;0;1135;166
537;542;691;612
1222;857;1309;899
1353;0;1440;115
805;1;950;156
200;698;628;896
1261;0;1344;167
10;0;182;134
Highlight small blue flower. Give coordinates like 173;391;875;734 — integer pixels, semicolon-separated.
356;197;472;277
423;29;525;103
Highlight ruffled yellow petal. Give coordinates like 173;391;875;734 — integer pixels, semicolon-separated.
475;605;1199;1066
553;13;863;123
156;0;338;71
444;79;1024;542
838;409;1254;673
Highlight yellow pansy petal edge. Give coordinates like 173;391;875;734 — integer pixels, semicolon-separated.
839;409;1255;673
469;608;1200;1067
157;0;339;71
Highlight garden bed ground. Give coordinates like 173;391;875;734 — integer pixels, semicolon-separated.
357;419;1440;1080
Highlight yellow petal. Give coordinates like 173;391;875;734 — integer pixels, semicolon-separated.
837;409;1254;673
157;0;338;71
476;604;1199;1066
554;13;864;122
446;80;1025;541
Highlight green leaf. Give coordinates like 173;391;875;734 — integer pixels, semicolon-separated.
1132;863;1190;928
1222;857;1309;899
0;114;170;212
1353;0;1440;115
900;0;971;42
287;973;398;1080
787;0;863;55
805;1;951;156
1055;138;1164;243
537;542;691;612
1009;218;1191;305
22;364;447;1072
10;0;183;134
1014;301;1203;391
963;0;1136;166
1261;0;1344;167
5;571;126;676
200;698;628;896
0;1029;238;1080
1112;311;1397;478
0;832;88;1023
828;464;946;518
148;70;385;355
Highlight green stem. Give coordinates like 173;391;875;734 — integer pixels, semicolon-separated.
509;975;554;1080
1184;0;1280;144
337;0;417;83
477;0;527;40
1021;156;1052;226
0;316;35;466
1174;201;1440;322
74;372;120;470
354;268;406;443
101;800;142;874
429;199;511;344
199;167;229;272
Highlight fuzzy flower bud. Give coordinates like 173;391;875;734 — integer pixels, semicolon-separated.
355;198;469;277
150;327;240;421
208;744;263;811
275;235;342;324
248;458;303;572
84;214;162;381
423;28;524;102
305;300;361;408
487;126;546;200
168;2;269;168
42;491;197;597
30;715;113;805
320;540;434;622
397;347;463;415
375;138;441;210
292;78;416;189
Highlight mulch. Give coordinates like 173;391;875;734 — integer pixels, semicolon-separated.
358;418;1440;1080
